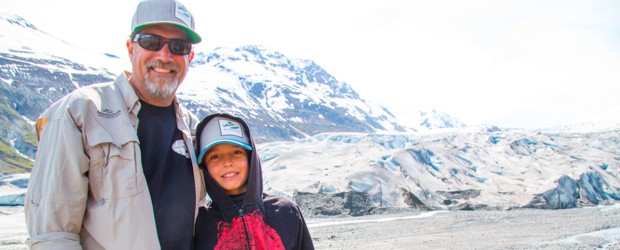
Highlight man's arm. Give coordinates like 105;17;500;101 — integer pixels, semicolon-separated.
25;114;90;249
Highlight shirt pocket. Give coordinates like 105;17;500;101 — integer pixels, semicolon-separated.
86;126;142;199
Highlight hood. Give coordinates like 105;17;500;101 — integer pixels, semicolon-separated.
195;113;264;222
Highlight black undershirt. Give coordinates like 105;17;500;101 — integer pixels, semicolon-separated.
137;100;195;250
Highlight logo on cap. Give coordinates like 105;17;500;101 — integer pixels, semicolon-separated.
219;120;243;137
175;2;192;27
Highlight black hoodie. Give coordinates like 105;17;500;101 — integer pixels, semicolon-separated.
194;113;314;250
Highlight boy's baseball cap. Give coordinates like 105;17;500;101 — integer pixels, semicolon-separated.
197;116;253;163
131;0;202;43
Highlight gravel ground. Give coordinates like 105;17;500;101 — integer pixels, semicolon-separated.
306;205;620;250
1;205;619;249
0;206;27;250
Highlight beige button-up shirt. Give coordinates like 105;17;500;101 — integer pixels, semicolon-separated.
25;72;206;249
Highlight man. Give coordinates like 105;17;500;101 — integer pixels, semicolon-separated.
25;0;205;249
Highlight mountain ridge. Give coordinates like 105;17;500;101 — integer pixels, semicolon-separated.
179;45;414;143
0;13;463;171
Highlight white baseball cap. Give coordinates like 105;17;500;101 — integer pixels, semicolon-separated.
197;116;252;163
131;0;202;43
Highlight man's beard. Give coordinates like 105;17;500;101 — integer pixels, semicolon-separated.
144;60;180;99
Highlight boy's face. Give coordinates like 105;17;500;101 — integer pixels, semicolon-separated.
204;143;249;195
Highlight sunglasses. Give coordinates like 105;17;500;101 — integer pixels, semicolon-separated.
132;33;192;55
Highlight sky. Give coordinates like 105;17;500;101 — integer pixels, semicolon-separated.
2;0;620;129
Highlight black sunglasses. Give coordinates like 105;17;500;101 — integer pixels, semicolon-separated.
132;33;192;55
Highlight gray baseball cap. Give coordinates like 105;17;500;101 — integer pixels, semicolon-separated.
197;116;252;163
131;0;202;43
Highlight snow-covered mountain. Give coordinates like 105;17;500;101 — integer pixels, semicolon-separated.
0;12;456;152
178;45;413;142
0;13;120;172
539;121;620;134
416;109;467;131
2;12;618;214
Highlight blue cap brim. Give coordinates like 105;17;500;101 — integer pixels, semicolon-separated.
197;140;252;163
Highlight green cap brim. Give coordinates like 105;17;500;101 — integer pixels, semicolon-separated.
133;22;201;44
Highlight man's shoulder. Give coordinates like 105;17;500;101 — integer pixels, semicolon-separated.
61;82;119;106
41;78;125;119
74;81;116;96
67;73;128;102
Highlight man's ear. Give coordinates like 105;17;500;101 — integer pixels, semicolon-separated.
126;40;134;59
189;50;195;62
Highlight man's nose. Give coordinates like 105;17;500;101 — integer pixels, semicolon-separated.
155;43;173;62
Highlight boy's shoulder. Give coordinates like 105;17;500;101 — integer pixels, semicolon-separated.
262;193;300;210
262;193;306;221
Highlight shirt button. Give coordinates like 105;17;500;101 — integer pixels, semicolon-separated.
99;198;105;205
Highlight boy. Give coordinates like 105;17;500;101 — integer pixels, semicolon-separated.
194;113;315;249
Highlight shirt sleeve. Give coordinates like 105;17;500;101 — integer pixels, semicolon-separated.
25;113;90;249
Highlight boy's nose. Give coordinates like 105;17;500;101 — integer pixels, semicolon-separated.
222;155;234;167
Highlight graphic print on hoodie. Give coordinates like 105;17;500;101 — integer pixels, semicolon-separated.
214;206;284;249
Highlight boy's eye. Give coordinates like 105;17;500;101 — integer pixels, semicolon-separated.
232;150;244;156
206;149;246;162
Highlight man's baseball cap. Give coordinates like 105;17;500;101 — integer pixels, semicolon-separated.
197;116;253;163
131;0;202;43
